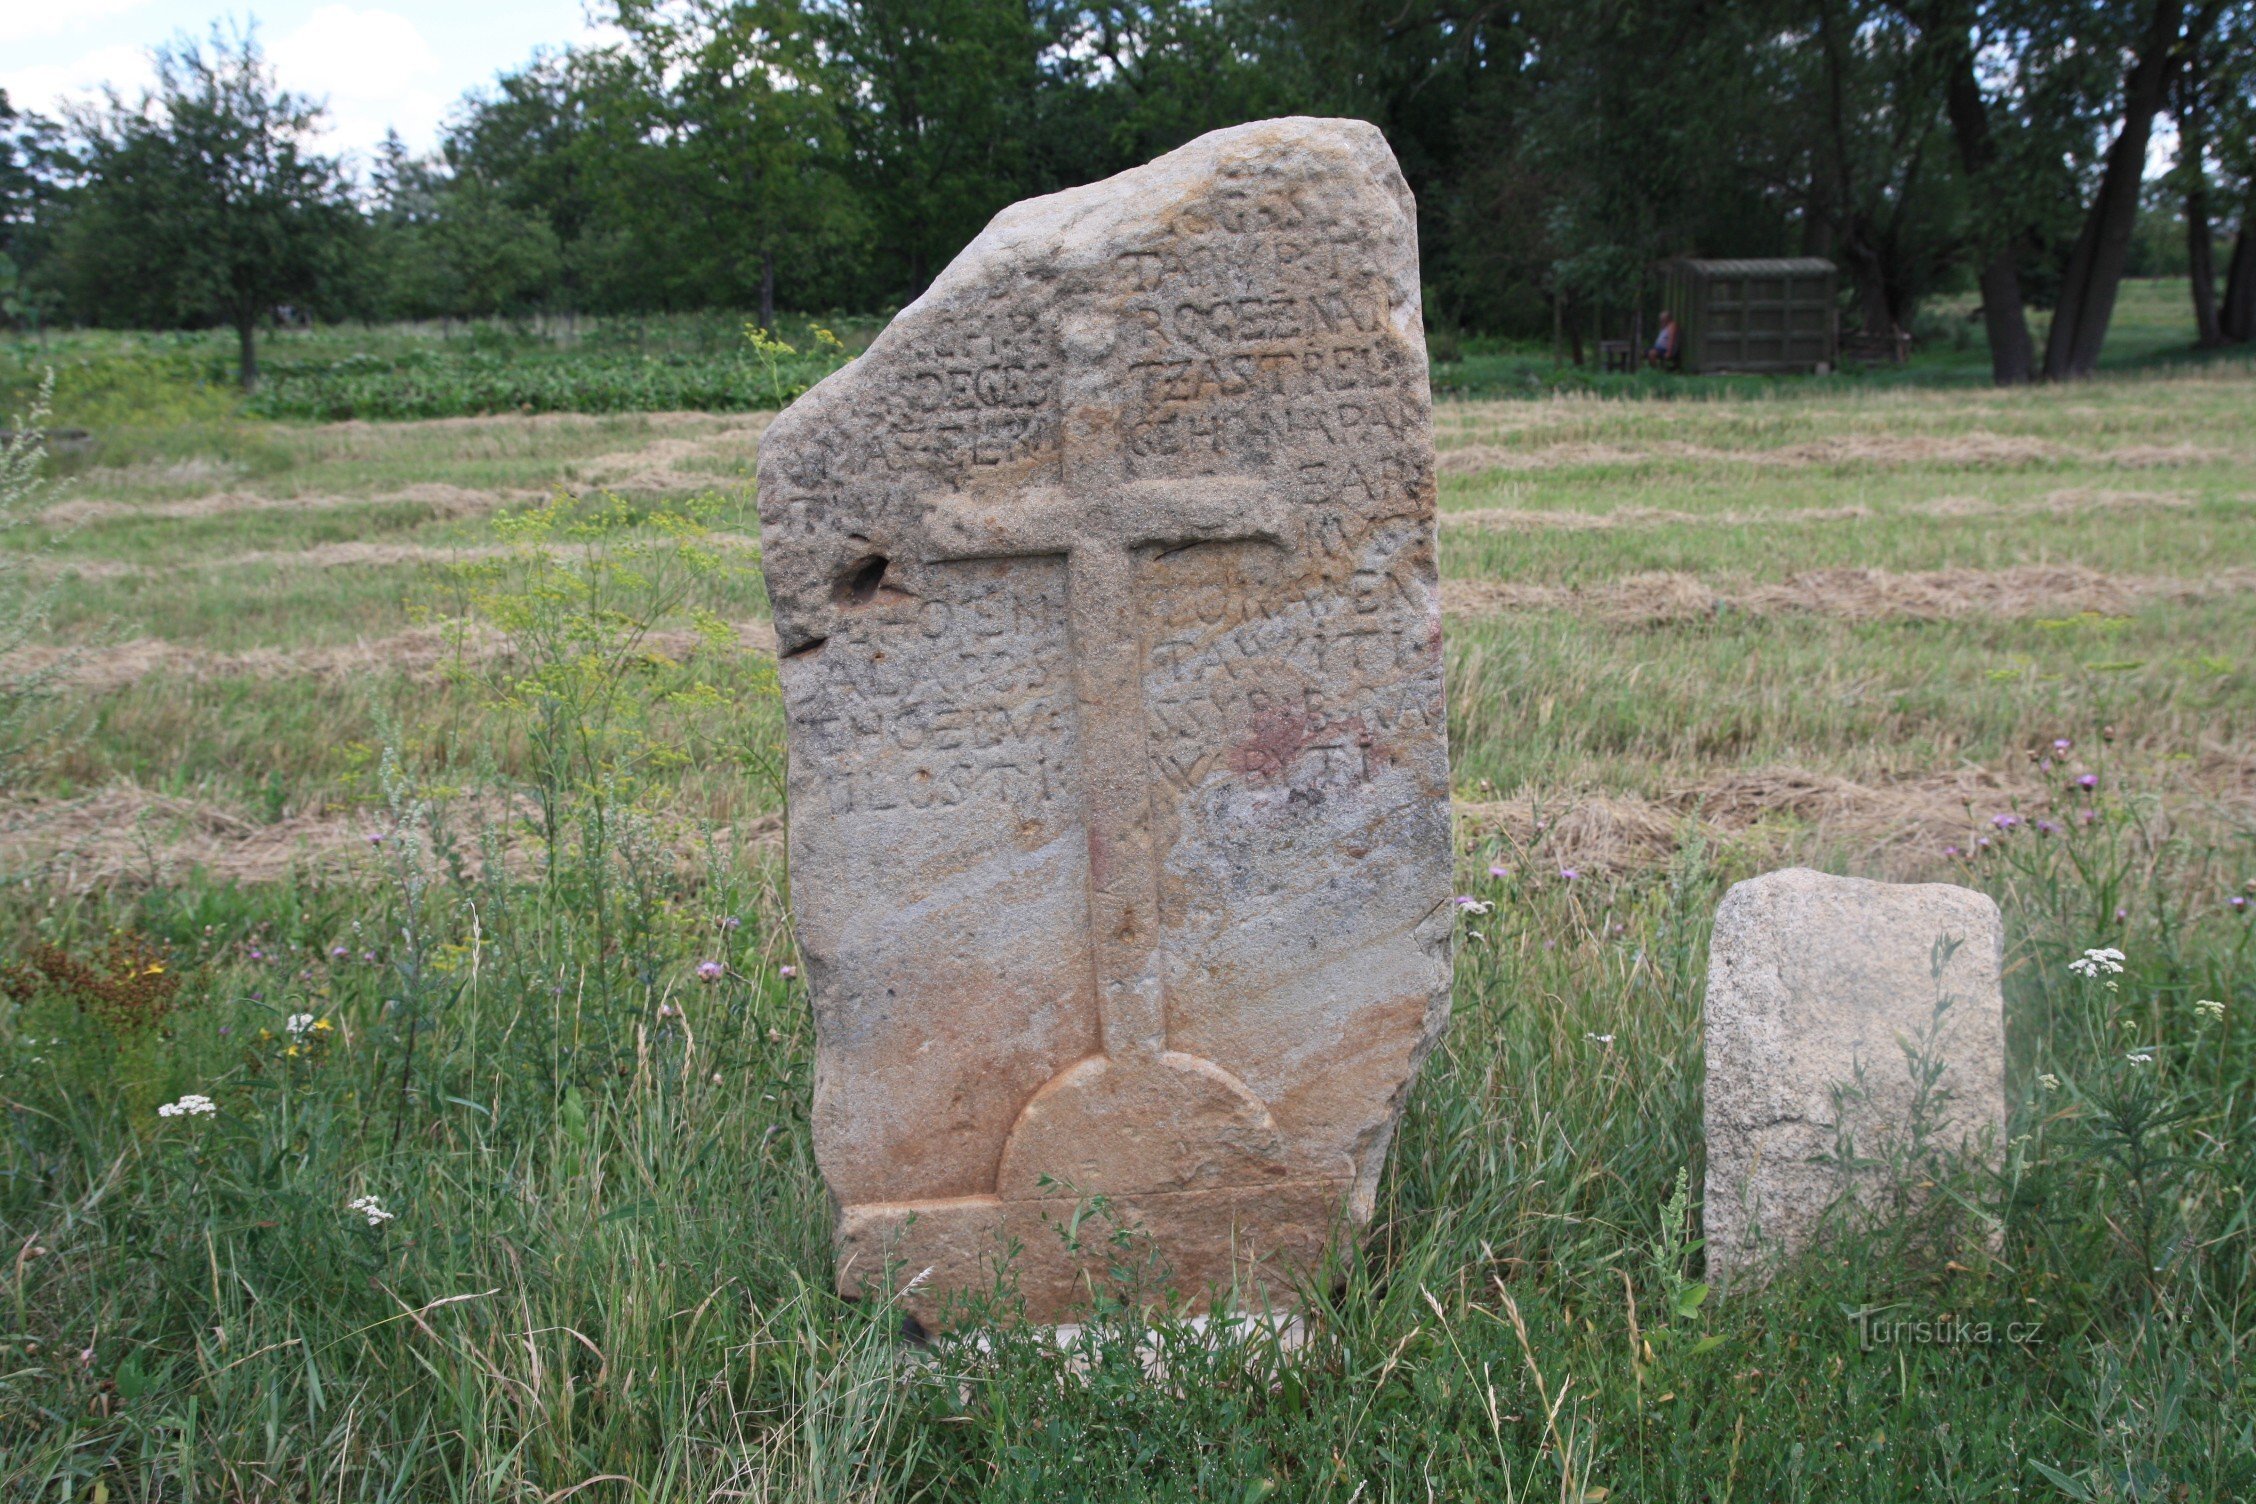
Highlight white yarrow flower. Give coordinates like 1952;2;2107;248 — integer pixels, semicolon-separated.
2038;1073;2061;1092
157;1094;216;1119
2125;1051;2153;1066
285;1013;316;1038
2194;998;2224;1020
347;1194;396;1227
2068;947;2126;978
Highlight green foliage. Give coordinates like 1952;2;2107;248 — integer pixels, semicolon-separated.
11;0;2254;367
0;372;78;788
1;723;2250;1495
0;355;2252;1497
206;313;862;419
40;25;357;390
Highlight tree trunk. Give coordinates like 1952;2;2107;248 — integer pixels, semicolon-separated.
2178;65;2222;347
2223;203;2256;343
2043;0;2186;381
758;249;775;332
1936;14;2035;385
236;314;259;392
2188;179;2221;347
1851;256;1893;336
1975;248;2036;385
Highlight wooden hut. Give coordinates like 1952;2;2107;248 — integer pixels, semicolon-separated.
1662;258;1837;373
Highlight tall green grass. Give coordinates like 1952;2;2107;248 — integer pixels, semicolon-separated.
3;509;2251;1500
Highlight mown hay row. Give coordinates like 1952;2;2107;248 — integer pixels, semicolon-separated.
0;782;782;891
1434;435;2230;476
7;618;780;693
18;751;2243;890
40;482;538;528
1455;756;2255;881
1439;487;2200;533
1442;564;2256;624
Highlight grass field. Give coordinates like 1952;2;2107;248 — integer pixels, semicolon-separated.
0;286;2252;1500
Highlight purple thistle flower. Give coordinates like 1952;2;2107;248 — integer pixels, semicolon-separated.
696;960;725;982
366;833;384;847
1559;868;1580;882
2078;773;2098;791
331;945;349;959
1991;813;2020;830
2234;896;2249;913
2114;907;2128;922
722;915;742;930
1943;845;1962;858
779;964;798;977
1488;864;1511;879
2080;808;2098;825
1978;836;1992;849
2053;738;2072;753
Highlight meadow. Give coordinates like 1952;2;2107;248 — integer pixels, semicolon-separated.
0;284;2251;1500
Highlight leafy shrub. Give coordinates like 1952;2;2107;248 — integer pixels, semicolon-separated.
2;931;183;1037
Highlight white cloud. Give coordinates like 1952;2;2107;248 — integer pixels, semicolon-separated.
0;0;156;48
3;2;605;161
268;5;445;158
0;42;157;119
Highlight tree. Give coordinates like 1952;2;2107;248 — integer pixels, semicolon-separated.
1922;0;2039;383
1753;0;1966;340
446;51;637;312
816;0;1043;302
595;0;862;325
2173;43;2223;343
2041;0;2219;379
2196;3;2256;342
52;25;354;388
0;91;66;331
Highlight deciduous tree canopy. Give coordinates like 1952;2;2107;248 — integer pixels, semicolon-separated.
10;0;2253;384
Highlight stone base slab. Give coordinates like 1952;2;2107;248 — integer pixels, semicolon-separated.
839;1180;1354;1326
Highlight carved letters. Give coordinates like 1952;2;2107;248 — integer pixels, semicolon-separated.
756;119;1453;1325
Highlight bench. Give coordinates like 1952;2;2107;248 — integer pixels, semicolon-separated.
1841;329;1912;367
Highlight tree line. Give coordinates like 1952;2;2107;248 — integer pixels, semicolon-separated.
3;0;2253;391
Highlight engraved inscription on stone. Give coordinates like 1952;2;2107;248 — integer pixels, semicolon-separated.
755;117;1454;1325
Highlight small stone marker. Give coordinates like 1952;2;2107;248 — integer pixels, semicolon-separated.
756;118;1453;1325
1703;868;2005;1287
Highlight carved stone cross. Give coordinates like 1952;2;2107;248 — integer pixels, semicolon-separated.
921;437;1301;1202
756;118;1453;1325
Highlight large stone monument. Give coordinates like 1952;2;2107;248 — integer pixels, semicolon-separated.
1703;868;2006;1288
755;118;1453;1325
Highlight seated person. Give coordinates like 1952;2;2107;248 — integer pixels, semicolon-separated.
1647;311;1680;367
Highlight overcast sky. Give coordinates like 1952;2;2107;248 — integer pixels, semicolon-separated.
2;2;611;165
